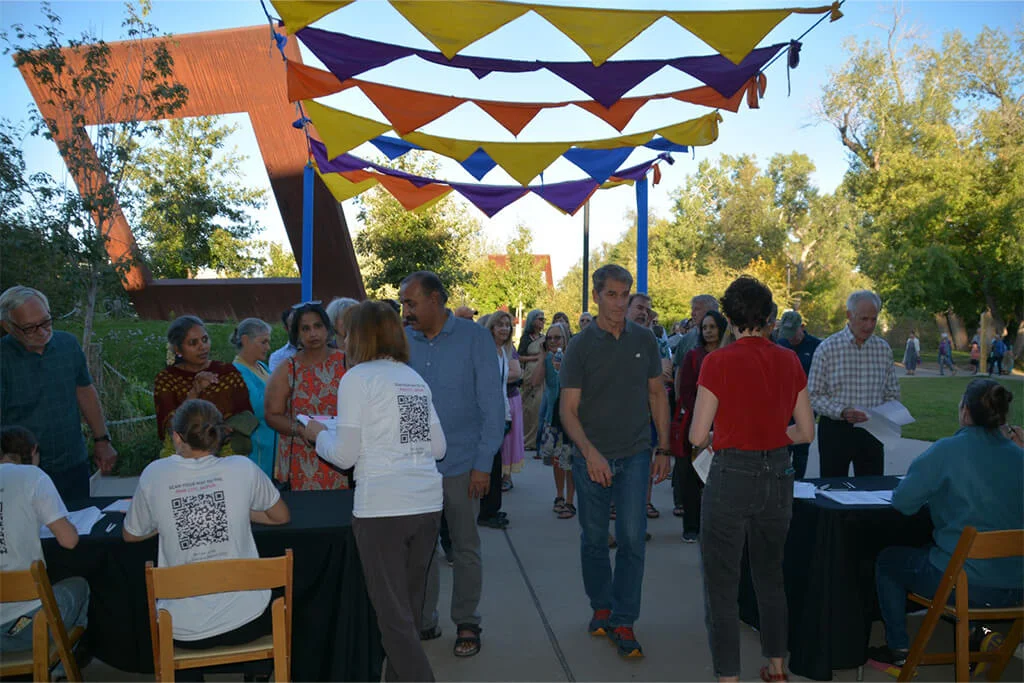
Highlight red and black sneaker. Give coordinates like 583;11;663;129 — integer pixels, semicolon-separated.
588;609;611;636
608;625;644;658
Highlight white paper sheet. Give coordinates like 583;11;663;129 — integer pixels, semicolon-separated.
818;490;893;506
101;499;132;514
854;400;915;442
793;481;818;499
40;506;104;538
693;449;713;483
297;414;336;430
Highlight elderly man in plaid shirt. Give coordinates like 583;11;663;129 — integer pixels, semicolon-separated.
808;290;900;477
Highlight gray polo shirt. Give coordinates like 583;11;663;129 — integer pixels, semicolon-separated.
559;320;661;460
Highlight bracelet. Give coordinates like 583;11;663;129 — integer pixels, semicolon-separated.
94;434;111;443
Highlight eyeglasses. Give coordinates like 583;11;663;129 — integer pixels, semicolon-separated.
545;335;563;340
291;300;322;309
12;317;52;335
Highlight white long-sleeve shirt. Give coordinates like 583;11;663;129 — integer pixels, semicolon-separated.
315;359;445;518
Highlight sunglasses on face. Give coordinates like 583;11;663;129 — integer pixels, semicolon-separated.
292;300;322;309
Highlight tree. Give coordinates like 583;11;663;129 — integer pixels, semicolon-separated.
4;0;188;348
354;153;478;298
465;224;546;319
262;241;300;278
125;117;266;278
818;11;1024;349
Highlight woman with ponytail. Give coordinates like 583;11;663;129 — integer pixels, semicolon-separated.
869;379;1024;666
124;399;289;661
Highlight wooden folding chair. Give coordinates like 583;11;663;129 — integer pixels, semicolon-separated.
898;527;1024;682
0;560;85;682
144;549;293;683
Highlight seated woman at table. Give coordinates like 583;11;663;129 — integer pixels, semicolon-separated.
231;318;277;478
869;378;1024;667
154;315;253;457
123;399;289;664
264;302;350;490
689;276;814;683
306;300;445;683
0;426;88;665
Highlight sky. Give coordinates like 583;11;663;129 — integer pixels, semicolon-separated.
2;0;1021;283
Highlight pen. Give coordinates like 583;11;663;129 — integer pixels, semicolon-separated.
844;481;856;489
105;523;116;533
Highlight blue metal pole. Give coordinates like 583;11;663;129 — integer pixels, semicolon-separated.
301;162;314;302
636;176;648;293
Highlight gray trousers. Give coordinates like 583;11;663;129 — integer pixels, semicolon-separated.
700;448;793;678
422;471;483;630
353;511;441;682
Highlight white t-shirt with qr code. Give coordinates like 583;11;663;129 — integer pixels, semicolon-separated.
0;463;69;625
316;359;444;518
124;454;280;641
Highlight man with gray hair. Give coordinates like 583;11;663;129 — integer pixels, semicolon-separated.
0;286;118;500
808;290;900;476
672;295;719;378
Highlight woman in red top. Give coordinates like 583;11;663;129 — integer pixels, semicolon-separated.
265;303;349;490
689;277;814;683
675;309;729;542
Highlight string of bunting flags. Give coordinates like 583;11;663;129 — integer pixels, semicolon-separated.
270;0;842;66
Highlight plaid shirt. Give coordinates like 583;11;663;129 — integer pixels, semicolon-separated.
0;331;92;473
808;325;900;420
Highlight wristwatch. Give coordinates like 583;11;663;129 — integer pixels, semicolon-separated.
94;434;111;443
654;447;672;457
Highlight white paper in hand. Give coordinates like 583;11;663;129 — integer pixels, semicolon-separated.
297;414;336;430
693;449;713;483
854;400;915;442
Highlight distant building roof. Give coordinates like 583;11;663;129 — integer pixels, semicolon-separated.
487;254;554;289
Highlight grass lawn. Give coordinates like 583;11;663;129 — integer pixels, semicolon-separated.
899;376;1023;441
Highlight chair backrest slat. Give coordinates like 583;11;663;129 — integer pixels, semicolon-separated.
0;569;38;603
968;528;1024;560
148;554;289;600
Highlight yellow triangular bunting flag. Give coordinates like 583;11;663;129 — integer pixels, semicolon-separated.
479;141;571;186
403;131;484;163
303;100;393;158
670;8;791;64
388;0;530;59
270;0;355;32
532;5;661;66
316;167;379;202
658;112;721;148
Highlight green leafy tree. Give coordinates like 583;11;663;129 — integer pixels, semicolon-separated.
466;225;546;321
818;12;1024;349
4;0;189;348
262;241;300;278
354;153;478;297
126;117;266;278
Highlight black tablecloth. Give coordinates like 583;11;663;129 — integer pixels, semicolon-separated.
738;476;933;681
43;490;385;682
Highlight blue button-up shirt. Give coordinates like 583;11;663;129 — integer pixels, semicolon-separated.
0;331;92;473
406;312;504;477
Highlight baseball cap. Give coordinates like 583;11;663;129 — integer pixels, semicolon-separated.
779;311;803;341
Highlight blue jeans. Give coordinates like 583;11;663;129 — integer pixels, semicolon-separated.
0;576;89;656
572;450;650;628
876;545;1024;650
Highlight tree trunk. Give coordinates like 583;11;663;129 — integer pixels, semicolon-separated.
82;267;99;359
1013;320;1024;369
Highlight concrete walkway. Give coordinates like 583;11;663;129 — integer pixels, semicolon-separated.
84;438;1021;682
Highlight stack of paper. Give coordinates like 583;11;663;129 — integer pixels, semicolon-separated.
297;414;336;430
793;481;817;499
818;490;894;506
854;400;915;442
101;499;132;514
40;506;104;538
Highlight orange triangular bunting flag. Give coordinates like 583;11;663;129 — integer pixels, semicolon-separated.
575;98;648;132
474;101;545;136
375;174;452;212
357;81;464;134
288;61;352;102
671;82;748;113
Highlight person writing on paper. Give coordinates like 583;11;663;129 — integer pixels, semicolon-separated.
123;399;289;660
868;379;1023;667
265;302;349;491
688;276;814;683
306;301;445;682
808;290;900;477
0;426;89;660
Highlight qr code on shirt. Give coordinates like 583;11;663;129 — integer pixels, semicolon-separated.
171;491;228;551
397;394;430;444
0;502;6;554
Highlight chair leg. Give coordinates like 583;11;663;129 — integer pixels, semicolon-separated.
955;613;971;681
899;605;945;682
987;618;1023;682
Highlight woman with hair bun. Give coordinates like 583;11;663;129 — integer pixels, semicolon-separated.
231;318;277;477
123;399;290;655
869;378;1024;666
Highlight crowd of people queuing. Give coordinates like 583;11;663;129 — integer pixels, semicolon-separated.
0;268;1021;682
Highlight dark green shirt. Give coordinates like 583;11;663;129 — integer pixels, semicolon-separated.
0;331;92;473
559;320;661;460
